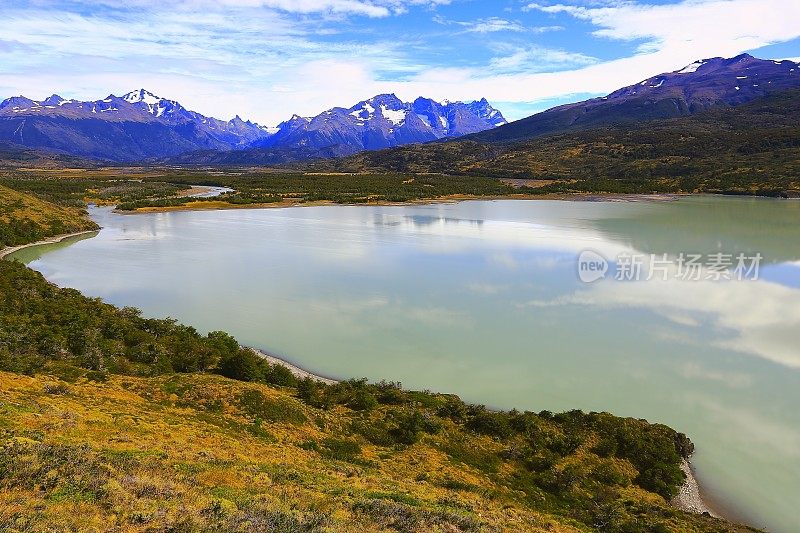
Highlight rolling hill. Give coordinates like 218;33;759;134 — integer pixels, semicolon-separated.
469;54;799;144
0;185;98;249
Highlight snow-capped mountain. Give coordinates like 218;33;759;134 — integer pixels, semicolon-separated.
0;89;271;160
119;89;270;145
255;94;507;156
0;89;505;162
475;53;800;143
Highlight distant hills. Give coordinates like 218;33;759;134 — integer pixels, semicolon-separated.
0;141;99;168
0;89;505;162
1;54;797;177
163;53;800;171
315;87;800;187
468;53;800;144
305;54;800;195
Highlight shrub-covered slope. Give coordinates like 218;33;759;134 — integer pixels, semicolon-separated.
0;261;761;532
0;185;97;248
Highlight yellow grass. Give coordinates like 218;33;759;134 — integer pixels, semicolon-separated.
0;371;580;532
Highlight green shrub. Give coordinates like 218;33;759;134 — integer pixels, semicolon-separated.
320;438;362;462
238;389;307;425
465;409;513;440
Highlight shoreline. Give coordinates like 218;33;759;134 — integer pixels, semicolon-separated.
0;230;99;260
252;341;741;525
671;458;754;528
671;458;719;517
249;347;338;385
117;192;683;214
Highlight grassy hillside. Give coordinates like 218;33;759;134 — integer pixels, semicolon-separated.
0;260;760;532
0;184;97;248
310;89;800;196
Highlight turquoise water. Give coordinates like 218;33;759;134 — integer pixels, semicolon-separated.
15;197;800;532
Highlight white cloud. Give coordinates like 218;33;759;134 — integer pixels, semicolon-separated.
488;45;596;73
52;0;451;17
433;15;562;34
526;0;800;54
679;362;753;389
393;0;800;114
1;0;798;124
461;17;527;33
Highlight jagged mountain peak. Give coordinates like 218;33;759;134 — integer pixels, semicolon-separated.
42;94;66;106
612;53;800;102
0;96;35;111
253;93;507;157
122;88;162;105
0;89;273;160
0;87;506;162
363;93;403;105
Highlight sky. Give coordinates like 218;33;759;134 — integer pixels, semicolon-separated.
1;0;799;125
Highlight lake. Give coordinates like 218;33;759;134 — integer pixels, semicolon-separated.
13;196;800;532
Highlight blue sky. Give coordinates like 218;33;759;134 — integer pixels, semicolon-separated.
1;0;799;125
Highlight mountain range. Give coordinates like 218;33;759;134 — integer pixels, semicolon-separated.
0;90;505;162
0;54;796;169
254;94;506;156
310;55;800;196
0;89;271;161
153;53;800;167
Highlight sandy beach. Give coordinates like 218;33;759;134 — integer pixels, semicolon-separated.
671;459;719;516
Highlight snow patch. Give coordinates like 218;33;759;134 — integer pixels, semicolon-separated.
677;60;706;74
363;103;375;118
381;105;406;126
124;89;161;106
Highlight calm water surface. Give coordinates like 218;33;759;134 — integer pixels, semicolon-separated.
15;197;800;532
